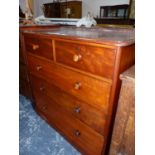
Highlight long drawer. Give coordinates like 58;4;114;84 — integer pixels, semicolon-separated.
55;40;116;79
31;74;106;135
34;91;105;155
27;54;111;109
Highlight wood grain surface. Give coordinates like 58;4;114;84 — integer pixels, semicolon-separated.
22;26;135;155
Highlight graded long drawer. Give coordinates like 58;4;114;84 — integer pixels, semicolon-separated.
24;34;53;60
27;54;111;109
34;91;105;155
31;74;106;135
55;40;116;79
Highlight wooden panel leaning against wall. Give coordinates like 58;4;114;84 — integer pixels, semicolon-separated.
109;65;135;155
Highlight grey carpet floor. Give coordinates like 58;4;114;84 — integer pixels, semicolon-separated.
19;95;81;155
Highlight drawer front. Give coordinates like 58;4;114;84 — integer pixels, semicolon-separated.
55;40;116;79
31;74;106;135
34;92;104;155
24;35;53;60
27;54;111;109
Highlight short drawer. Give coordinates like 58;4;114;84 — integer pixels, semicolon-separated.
31;74;106;135
55;40;116;79
27;54;111;109
34;92;104;155
24;35;53;60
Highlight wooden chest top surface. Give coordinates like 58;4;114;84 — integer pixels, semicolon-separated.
22;26;135;46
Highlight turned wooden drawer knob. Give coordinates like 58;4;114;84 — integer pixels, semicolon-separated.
74;130;81;137
36;65;42;71
73;54;82;62
74;107;81;113
74;82;81;90
32;44;39;50
39;86;45;92
42;105;47;111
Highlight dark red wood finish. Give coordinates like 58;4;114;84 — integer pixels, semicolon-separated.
21;26;135;155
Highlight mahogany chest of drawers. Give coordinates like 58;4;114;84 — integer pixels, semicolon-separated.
21;27;135;155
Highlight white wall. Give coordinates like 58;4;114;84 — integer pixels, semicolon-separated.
82;0;130;17
33;0;130;18
33;0;54;17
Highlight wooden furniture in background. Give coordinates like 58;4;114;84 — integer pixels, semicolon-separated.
42;2;61;18
60;1;82;18
95;18;135;25
109;65;135;155
41;1;82;18
21;26;135;155
100;4;129;19
96;1;135;26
